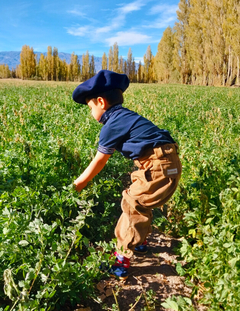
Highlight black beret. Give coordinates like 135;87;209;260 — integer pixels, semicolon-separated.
72;70;130;104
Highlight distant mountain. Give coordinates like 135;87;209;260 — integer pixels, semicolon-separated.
0;51;21;70
0;51;102;72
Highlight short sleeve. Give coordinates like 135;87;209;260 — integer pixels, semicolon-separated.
98;118;129;154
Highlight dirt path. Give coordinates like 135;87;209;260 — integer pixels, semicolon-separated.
75;229;206;311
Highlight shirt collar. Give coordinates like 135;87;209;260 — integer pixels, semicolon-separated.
99;104;123;124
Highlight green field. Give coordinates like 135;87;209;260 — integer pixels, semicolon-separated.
0;80;239;310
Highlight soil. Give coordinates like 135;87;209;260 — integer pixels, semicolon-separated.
74;228;207;311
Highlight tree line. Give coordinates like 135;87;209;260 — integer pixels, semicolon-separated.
1;0;239;86
155;0;240;86
0;44;154;83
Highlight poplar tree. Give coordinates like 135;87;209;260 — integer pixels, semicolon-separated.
20;45;36;79
108;46;113;71
52;47;59;81
102;52;108;70
127;48;133;80
38;53;48;80
47;46;53;81
233;1;240;85
85;51;90;80
0;64;11;78
124;60;127;75
223;0;240;85
70;52;80;81
154;27;175;83
15;65;21;78
113;42;119;72
137;61;143;83
132;59;137;82
187;0;205;85
143;45;154;83
204;0;227;85
81;53;86;81
174;0;191;84
89;55;95;78
119;56;124;73
82;51;90;81
61;60;68;81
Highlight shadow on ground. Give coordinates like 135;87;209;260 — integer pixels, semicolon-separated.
75;229;198;311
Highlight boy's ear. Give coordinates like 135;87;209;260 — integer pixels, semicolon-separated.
97;96;108;109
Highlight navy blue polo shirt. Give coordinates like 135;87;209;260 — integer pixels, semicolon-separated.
98;104;175;160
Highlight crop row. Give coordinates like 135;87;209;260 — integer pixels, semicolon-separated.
0;80;239;310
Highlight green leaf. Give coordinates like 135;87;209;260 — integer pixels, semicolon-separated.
25;269;35;281
18;240;29;246
205;217;214;224
176;262;186;276
3;228;10;235
188;229;196;238
182;297;192;305
161;298;179;310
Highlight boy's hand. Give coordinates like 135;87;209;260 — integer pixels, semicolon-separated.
73;178;88;192
73;151;111;192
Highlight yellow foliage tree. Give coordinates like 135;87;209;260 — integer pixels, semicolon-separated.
19;45;36;79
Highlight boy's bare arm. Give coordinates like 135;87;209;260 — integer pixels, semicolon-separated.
73;151;111;192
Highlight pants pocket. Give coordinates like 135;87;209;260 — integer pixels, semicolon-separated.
159;148;182;178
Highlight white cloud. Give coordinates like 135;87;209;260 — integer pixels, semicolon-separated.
119;0;145;14
144;16;176;29
67;26;91;37
66;0;147;39
149;4;178;15
96;25;115;34
67;9;86;17
105;31;151;46
67;9;97;23
96;0;146;33
66;0;173;47
144;4;178;29
134;56;144;63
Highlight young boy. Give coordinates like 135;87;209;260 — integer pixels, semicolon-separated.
72;70;182;280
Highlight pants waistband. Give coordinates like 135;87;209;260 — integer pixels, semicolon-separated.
134;143;179;169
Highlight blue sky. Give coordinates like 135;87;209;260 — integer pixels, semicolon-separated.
0;0;179;62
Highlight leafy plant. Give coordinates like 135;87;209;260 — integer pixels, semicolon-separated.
162;295;195;311
1;80;239;310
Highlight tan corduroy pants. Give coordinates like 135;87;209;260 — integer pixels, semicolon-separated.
115;143;182;258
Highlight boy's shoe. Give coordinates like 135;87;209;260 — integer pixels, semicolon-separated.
112;251;130;268
109;252;129;279
100;252;129;280
134;241;148;254
108;265;129;280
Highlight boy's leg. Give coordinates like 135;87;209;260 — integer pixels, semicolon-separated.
114;191;153;258
115;144;182;258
